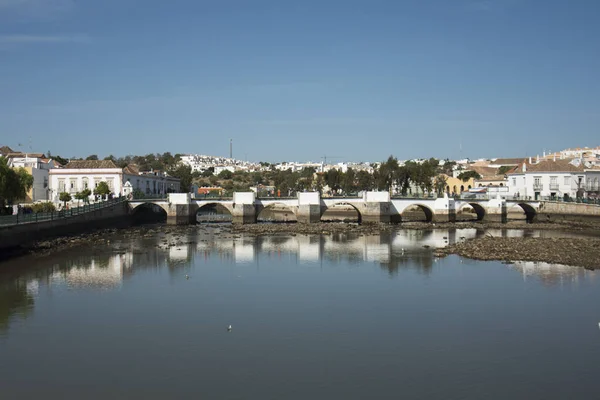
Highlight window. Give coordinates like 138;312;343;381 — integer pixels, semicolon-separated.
58;179;65;191
83;177;89;189
564;176;570;185
512;178;516;186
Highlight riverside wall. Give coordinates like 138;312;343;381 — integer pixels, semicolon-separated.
0;202;130;250
537;202;600;223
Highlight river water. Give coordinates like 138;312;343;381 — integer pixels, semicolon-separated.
1;226;599;399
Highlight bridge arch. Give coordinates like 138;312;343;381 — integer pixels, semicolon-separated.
514;203;537;223
256;202;297;222
401;204;434;223
197;202;233;223
321;202;361;223
130;202;168;224
457;202;486;221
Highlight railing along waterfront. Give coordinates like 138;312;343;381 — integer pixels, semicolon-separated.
0;197;127;227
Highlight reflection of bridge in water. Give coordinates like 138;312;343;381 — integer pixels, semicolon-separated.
3;228;596;334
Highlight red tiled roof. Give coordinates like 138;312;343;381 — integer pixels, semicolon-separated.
511;159;584;174
64;160;120;169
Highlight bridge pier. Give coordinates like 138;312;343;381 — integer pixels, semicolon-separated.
432;195;456;223
483;196;507;223
361;192;391;223
166;193;196;225
232;192;256;224
297;193;321;224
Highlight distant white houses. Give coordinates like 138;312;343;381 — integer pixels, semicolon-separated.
48;160;180;202
179;154;257;173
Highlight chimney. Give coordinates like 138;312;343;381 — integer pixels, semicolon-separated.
553;153;556;162
536;154;539;163
529;156;532;164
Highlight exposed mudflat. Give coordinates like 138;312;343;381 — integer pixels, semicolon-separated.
434;236;600;270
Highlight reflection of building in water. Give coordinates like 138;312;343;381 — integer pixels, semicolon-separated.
297;236;320;263
390;229;478;250
49;253;133;289
234;240;255;263
169;246;190;262
364;234;390;263
510;261;596;286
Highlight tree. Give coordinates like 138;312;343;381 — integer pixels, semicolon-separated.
356;170;374;191
86;154;99;161
132;189;145;199
74;188;91;205
59;192;72;208
376;156;399;191
168;164;193;192
0;157;33;211
342;168;356;194
218;169;233;180
94;181;111;196
498;166;513;175
457;170;482;182
434;175;448;196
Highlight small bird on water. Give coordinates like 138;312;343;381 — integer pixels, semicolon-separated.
228;325;232;332
185;275;189;280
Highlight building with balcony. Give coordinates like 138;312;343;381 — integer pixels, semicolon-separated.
507;158;585;200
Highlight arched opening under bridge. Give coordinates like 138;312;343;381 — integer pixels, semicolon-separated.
456;202;486;221
256;203;297;223
131;203;167;224
507;203;537;223
401;204;434;222
197;203;232;223
321;203;361;223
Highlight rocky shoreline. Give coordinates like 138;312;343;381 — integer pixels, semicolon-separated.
434;236;600;270
1;220;599;267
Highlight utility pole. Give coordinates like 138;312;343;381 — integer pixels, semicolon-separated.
229;139;233;159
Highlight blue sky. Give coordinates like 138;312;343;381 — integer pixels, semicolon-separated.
0;0;599;162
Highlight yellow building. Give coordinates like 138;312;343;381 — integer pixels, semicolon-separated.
442;174;475;196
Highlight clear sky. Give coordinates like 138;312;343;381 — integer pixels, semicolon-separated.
1;0;599;163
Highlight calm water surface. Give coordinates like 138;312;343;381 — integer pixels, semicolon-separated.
1;226;599;399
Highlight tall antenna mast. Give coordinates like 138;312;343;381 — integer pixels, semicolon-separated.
229;139;233;159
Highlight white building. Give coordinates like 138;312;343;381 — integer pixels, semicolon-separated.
584;167;600;196
6;152;57;202
507;158;585;200
49;160;180;202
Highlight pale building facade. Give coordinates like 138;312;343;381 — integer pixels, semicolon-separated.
507;159;585;200
6;153;57;202
49;160;181;202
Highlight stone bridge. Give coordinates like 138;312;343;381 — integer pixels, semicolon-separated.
129;192;543;225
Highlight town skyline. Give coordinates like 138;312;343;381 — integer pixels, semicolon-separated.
3;141;599;166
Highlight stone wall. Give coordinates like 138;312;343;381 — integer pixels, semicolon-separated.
537;201;600;223
0;202;130;250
